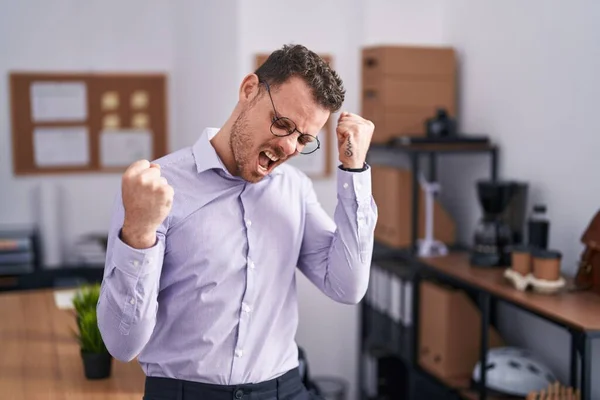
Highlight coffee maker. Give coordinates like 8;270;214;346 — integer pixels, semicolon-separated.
470;180;528;267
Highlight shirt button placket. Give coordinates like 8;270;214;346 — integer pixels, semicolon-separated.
231;197;254;383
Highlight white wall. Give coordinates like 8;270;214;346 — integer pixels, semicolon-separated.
440;0;600;396
0;0;176;261
172;0;240;151
362;0;446;46
0;0;239;262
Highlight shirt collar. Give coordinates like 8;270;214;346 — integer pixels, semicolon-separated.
191;127;283;177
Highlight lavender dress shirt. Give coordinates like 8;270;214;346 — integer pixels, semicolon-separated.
97;127;378;385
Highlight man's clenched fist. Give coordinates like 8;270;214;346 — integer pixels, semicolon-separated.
121;159;174;249
336;111;375;169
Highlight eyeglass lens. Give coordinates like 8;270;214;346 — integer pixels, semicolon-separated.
270;117;319;154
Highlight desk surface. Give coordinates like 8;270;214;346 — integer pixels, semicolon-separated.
420;252;600;331
0;289;145;400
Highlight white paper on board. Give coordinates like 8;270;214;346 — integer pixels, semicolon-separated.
30;81;87;122
100;129;153;167
33;127;90;167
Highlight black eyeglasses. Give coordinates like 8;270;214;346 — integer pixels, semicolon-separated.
260;81;320;155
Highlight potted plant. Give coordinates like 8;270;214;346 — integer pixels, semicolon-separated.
73;283;112;379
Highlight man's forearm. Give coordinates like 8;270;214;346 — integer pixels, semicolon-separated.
325;192;377;303
97;229;165;362
298;167;378;304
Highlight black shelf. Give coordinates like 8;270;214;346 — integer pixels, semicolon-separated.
0;264;105;293
361;239;600;400
369;139;498;156
359;246;519;400
360;139;499;400
362;303;413;365
366;140;498;256
361;140;595;400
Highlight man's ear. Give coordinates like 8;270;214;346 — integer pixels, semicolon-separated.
239;73;260;104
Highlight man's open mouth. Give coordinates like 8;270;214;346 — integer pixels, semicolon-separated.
258;150;280;172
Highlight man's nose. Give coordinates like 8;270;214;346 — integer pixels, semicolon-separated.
280;135;298;156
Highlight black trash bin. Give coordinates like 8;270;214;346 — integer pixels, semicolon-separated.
312;376;347;400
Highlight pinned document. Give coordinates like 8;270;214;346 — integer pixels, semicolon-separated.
30;81;87;122
33;127;90;167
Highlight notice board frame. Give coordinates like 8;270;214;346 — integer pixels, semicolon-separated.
9;72;169;176
254;54;334;179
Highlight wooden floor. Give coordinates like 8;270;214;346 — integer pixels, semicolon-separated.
0;288;145;400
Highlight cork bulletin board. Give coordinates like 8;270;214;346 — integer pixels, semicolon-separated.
255;54;334;179
10;72;168;175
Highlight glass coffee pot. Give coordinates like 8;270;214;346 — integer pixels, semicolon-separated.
470;181;519;267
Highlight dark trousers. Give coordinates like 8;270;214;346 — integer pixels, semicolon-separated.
143;368;322;400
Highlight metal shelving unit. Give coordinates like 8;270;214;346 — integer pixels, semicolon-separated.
360;140;599;400
360;141;500;400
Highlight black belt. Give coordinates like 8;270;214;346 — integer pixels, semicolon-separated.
144;367;303;400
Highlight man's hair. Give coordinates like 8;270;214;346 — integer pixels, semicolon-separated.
254;44;345;113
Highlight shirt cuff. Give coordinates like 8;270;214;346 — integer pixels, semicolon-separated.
337;164;372;200
111;230;162;277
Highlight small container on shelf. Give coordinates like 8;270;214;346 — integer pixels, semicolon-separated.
504;246;566;294
528;204;550;249
532;249;562;281
529;249;566;294
504;245;533;291
511;245;532;276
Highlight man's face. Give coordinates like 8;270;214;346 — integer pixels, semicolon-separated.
229;76;330;183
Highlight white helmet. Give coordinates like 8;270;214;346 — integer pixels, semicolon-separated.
472;347;557;396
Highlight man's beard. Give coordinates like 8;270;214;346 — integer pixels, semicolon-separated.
229;110;262;183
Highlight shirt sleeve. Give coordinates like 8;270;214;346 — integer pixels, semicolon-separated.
96;187;166;362
296;164;378;304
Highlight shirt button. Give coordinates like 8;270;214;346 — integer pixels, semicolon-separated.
242;302;251;313
130;298;135;305
343;183;349;189
248;260;255;269
235;348;243;358
132;260;140;267
245;219;252;227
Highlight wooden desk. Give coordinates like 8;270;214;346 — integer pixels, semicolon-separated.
420;252;600;331
0;289;145;400
417;251;600;400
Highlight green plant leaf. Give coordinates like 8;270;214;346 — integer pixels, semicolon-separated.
73;283;108;354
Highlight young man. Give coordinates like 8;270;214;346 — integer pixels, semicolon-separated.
97;44;378;400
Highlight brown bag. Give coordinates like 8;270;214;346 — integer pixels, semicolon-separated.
575;210;600;293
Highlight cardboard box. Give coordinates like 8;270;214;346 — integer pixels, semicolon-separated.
419;280;505;380
361;45;457;143
371;164;456;249
362;46;456;85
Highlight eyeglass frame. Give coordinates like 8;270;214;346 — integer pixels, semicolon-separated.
259;80;321;155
